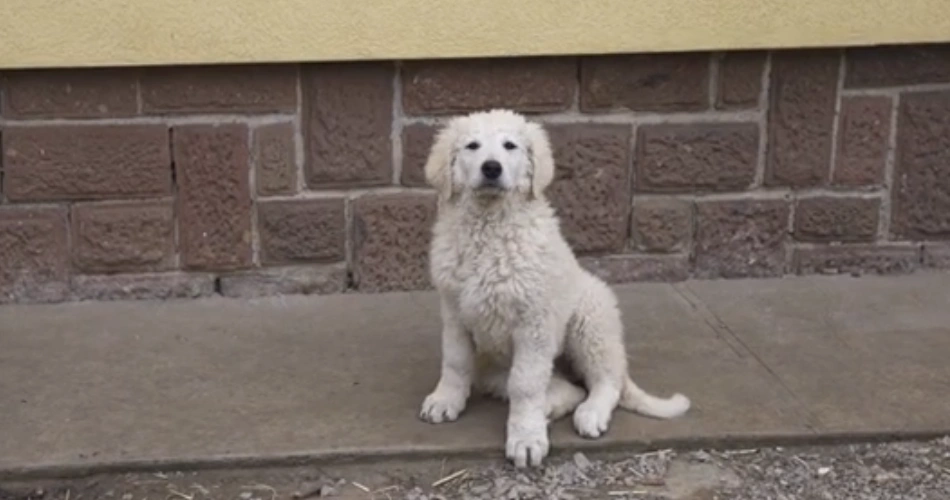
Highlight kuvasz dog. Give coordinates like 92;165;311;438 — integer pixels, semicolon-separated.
418;109;691;468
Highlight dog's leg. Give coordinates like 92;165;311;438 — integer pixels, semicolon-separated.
420;298;473;424
566;293;627;439
545;374;587;421
572;372;623;439
473;362;508;399
476;364;585;421
567;281;691;437
506;326;556;468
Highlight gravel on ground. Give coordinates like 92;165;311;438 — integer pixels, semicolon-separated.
2;437;949;500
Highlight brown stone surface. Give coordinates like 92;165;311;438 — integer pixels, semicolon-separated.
253;123;297;196
580;53;709;112
0;206;69;303
401;57;575;116
218;264;348;298
1;68;138;119
141;64;297;114
173;124;252;270
636;123;758;193
793;197;880;243
72;201;175;273
694;199;790;278
71;273;216;302
845;45;950;88
792;244;920;276
352;193;436;292
545;124;632;254
922;244;950;268
401;124;437;187
833;96;891;186
766;50;840;187
716;52;766;109
2;125;171;202
892;91;950;240
580;254;689;283
303;62;393;187
257;198;346;265
631;198;692;253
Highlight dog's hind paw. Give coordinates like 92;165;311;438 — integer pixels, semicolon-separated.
573;400;613;439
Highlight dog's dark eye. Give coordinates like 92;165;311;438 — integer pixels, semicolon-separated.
503;141;517;151
465;141;480;151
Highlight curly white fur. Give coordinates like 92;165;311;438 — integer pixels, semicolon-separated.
418;109;690;468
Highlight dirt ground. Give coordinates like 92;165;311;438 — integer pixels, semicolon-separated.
2;437;949;500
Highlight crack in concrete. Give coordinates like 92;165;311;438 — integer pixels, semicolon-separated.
672;282;823;432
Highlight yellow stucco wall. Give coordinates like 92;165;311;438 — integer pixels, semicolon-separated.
1;0;949;69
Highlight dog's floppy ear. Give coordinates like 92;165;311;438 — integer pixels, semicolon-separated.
525;121;555;200
424;121;459;201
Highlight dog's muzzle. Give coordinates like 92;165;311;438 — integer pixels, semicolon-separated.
477;160;505;190
481;160;502;180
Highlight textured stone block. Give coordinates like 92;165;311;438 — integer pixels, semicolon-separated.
2;125;171;201
218;264;348;298
546;124;632;254
631;198;692;253
694;199;790;278
401;57;575;116
303;62;393;187
72;200;175;273
833;96;891;186
401;124;437;187
253;122;297;196
141;64;297;114
922;244;950;268
71;273;216;302
0;206;69;303
580;254;689;283
766;51;839;187
352;193;436;292
581;53;709;112
892;91;950;240
845;45;950;88
716;52;766;109
174;124;253;270
1;68;138;119
257;198;346;264
792;245;920;276
636;123;758;193
793;197;880;242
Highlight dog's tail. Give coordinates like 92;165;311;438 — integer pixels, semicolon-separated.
618;376;691;419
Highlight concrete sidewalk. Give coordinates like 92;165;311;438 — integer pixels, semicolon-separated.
2;273;949;476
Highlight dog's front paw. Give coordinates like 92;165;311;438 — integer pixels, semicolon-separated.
419;389;467;424
506;419;549;467
573;400;613;439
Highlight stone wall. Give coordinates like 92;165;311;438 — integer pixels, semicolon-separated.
1;44;949;304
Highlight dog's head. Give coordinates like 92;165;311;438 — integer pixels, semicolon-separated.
423;109;555;203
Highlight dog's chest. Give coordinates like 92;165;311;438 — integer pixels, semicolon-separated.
433;222;546;351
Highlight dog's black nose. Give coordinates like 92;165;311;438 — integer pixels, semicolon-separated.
481;160;502;180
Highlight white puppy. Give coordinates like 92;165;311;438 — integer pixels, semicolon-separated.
418;109;690;468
